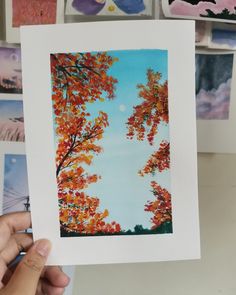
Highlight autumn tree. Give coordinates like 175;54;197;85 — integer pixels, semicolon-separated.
145;181;172;229
139;141;170;176
127;69;172;231
51;52;121;235
126;69;168;145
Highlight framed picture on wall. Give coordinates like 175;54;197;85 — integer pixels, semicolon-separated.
196;50;236;153
66;0;153;17
162;0;236;23
5;0;65;43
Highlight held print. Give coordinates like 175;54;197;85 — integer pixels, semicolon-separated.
50;50;172;237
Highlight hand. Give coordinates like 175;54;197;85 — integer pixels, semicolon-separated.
0;212;70;295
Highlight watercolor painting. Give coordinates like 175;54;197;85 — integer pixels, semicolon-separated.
168;0;236;21
0;100;24;142
211;24;236;49
195;21;210;46
71;0;106;15
196;21;207;43
196;53;234;120
12;0;57;27
3;154;29;214
0;47;22;94
50;49;172;237
67;0;151;16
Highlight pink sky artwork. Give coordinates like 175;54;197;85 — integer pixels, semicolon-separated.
196;78;231;120
12;0;57;27
195;21;207;43
170;0;236;17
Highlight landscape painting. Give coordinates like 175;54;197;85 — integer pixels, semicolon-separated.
0;100;24;141
0;47;22;94
12;0;57;27
196;53;234;119
50;49;172;237
165;0;236;22
3;154;29;214
195;21;210;46
211;23;236;49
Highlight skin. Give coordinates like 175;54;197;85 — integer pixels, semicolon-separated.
0;212;70;295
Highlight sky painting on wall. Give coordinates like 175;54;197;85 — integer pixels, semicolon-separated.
50;49;172;237
0;100;24;142
196;53;234;120
3;154;29;214
0;47;22;94
166;0;236;22
211;24;236;49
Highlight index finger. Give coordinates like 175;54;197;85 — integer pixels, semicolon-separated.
0;212;31;252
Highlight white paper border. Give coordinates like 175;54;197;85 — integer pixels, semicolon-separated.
196;50;236;153
21;20;200;265
5;0;65;43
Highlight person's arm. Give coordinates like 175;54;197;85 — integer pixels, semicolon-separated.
0;212;70;295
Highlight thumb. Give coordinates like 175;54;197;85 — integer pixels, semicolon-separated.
4;239;51;295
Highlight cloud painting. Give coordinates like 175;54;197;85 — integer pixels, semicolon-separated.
50;49;172;237
196;53;234;119
0;100;24;141
3;154;29;214
169;0;236;21
0;47;22;94
12;0;57;27
211;25;236;48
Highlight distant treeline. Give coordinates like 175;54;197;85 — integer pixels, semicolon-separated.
61;221;173;237
201;8;236;21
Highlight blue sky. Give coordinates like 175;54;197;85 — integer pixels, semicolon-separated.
81;49;170;230
0;100;23;119
212;29;236;46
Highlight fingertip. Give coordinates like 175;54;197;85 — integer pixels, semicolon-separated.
62;272;71;287
41;281;66;295
33;239;52;258
44;266;71;288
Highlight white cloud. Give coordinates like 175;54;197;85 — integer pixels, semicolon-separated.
196;78;231;119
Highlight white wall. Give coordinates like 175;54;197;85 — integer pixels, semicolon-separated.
0;0;5;40
73;153;236;295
